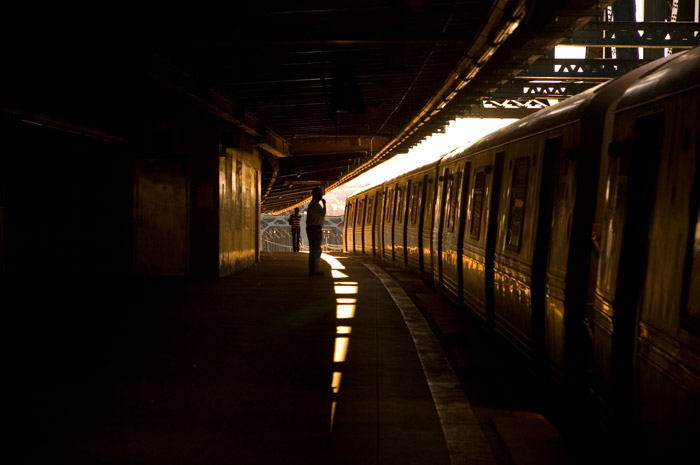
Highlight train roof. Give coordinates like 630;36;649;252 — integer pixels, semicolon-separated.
616;46;700;112
455;52;680;156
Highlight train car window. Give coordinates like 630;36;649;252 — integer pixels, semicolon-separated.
357;199;365;227
385;188;394;222
506;157;529;251
346;203;354;230
447;171;461;232
470;170;486;240
410;182;421;224
444;173;454;230
366;196;374;225
396;187;405;224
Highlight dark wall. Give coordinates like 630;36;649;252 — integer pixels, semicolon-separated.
0;120;133;277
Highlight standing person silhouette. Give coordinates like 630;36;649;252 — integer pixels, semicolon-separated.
306;187;326;276
288;207;302;252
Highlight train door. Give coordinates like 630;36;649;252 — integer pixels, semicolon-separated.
399;180;411;267
344;201;353;252
434;167;450;287
394;183;404;262
531;137;559;372
441;161;470;301
611;113;664;430
377;189;385;256
484;152;504;331
423;170;437;283
406;176;422;270
456;163;471;303
355;197;365;252
383;186;395;259
363;194;373;253
417;173;428;271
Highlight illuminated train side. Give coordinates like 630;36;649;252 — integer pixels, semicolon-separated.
344;47;700;447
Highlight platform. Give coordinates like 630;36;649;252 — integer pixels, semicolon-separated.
9;252;578;465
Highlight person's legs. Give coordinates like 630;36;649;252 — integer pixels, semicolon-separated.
291;228;300;252
306;225;322;275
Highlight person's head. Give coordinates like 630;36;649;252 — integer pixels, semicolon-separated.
294;207;299;214
311;186;323;201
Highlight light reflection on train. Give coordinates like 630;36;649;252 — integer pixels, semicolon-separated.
344;47;700;454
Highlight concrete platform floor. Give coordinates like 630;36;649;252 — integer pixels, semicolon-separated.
8;252;594;465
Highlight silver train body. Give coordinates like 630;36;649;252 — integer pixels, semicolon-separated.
345;47;700;448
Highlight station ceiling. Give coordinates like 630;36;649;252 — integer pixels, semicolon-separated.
3;1;619;212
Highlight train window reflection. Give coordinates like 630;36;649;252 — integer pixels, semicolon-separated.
334;337;349;362
336;305;356;319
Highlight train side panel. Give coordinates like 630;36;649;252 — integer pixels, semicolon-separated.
492;137;547;358
405;172;424;271
440;159;470;302
636;90;700;446
393;178;410;267
406;165;437;273
363;189;378;254
432;164;450;286
591;49;700;444
382;184;397;260
353;195;365;252
343;199;354;253
462;150;502;326
422;165;439;283
375;187;386;257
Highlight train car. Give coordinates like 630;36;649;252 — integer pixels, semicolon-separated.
362;186;381;254
430;147;466;290
444;54;682;377
343;47;700;452
343;196;356;253
460;149;503;328
382;182;397;260
352;193;366;253
405;162;440;276
590;46;700;447
432;148;471;302
392;176;411;267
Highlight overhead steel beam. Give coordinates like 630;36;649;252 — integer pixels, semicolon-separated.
515;58;652;80
560;21;700;48
490;81;599;99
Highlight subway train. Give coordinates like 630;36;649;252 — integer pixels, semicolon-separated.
344;46;700;452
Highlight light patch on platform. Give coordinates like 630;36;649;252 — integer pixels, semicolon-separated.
332;371;342;393
330;401;337;432
334;283;358;294
336;304;355;319
321;253;345;270
336;298;356;304
331;270;349;278
337;326;352;334
334;337;349;362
